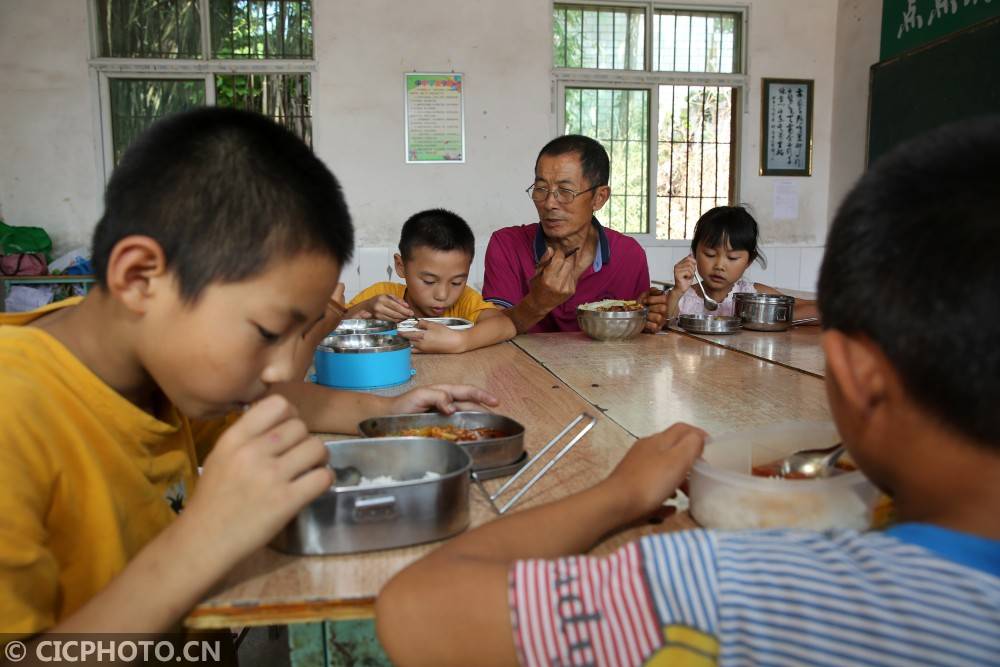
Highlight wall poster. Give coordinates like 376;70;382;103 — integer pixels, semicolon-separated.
405;73;465;163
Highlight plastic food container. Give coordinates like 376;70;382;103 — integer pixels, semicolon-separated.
688;422;880;531
313;333;414;389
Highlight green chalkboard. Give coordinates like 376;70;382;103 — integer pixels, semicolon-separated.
868;15;1000;165
881;0;1000;60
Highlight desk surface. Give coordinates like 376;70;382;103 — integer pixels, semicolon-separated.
187;342;683;629
513;331;830;438
669;324;826;378
188;331;829;629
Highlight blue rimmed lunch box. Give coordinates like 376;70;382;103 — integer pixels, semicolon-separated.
313;333;415;389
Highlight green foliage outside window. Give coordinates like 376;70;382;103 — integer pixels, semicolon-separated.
98;1;314;165
98;0;201;58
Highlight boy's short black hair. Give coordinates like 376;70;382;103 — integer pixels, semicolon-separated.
536;135;610;188
398;208;475;261
819;116;1000;449
92;107;353;302
690;206;766;267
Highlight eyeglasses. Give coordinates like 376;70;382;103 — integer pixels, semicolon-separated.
526;184;599;204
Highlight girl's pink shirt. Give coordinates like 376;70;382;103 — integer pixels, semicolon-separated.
677;277;756;316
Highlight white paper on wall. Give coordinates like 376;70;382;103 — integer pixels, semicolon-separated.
773;179;800;221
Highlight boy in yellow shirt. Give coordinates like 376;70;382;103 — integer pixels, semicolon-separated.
346;209;516;353
0;108;496;639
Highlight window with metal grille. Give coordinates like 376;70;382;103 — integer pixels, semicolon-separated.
211;0;312;59
564;88;649;234
553;5;645;70
553;3;744;241
93;0;315;175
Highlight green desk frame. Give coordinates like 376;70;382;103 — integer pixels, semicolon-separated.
0;275;96;312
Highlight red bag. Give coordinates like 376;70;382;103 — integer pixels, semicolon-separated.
0;253;47;276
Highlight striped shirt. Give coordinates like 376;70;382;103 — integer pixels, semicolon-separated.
508;524;1000;666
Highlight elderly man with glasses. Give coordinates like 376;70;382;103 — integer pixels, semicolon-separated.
483;135;668;333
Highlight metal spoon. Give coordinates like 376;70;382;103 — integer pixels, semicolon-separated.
695;272;719;311
331;465;361;487
779;443;847;478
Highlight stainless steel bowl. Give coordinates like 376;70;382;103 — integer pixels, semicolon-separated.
358;412;525;471
733;293;797;331
678;314;742;335
272;437;471;555
319;333;409;353
576;306;647;341
397;317;473;331
331;319;396;336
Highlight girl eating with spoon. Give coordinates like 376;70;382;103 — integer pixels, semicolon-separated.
664;205;819;320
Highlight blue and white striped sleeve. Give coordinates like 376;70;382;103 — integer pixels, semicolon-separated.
638;530;721;636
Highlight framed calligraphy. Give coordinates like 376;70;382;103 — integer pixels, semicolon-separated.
760;78;813;176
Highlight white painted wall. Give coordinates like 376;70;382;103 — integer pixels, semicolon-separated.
828;0;883;215
0;0;101;252
0;0;881;292
312;0;553;250
738;0;839;246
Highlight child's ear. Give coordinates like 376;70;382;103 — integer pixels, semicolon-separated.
104;235;169;314
822;330;888;418
393;253;406;280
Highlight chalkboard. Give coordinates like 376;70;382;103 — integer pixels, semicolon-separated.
867;15;1000;165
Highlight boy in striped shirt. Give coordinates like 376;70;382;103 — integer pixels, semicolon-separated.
375;119;1000;666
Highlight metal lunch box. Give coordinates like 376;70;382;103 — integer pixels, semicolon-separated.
733;293;797;331
678;314;743;335
357;412;525;472
313;333;415;389
272;437;472;555
331;318;397;336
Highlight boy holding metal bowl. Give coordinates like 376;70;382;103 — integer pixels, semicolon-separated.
0;109;497;639
376;119;1000;665
345;208;518;353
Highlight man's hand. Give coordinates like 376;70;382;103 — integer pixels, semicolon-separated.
638;287;669;332
527;246;581;312
399;320;467;354
184;396;333;563
389;384;500;416
603;423;706;521
345;294;414;322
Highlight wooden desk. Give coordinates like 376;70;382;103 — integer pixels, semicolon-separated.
670;324;827;378
513;331;830;437
187;342;682;630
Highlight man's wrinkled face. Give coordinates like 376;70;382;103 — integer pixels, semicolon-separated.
532;152;607;241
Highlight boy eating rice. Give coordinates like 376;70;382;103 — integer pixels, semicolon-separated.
0;108;496;639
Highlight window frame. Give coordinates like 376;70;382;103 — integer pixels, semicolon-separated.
88;0;317;183
552;1;749;246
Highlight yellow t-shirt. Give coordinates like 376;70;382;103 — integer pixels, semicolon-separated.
0;299;233;636
347;282;497;322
